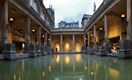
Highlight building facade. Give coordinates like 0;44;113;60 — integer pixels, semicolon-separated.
58;21;79;28
0;0;132;60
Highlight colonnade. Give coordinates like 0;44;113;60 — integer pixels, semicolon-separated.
0;0;52;60
60;34;76;52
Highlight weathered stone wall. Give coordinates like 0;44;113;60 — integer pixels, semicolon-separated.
108;15;126;39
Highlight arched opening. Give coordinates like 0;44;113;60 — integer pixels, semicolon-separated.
54;42;60;52
75;41;81;52
64;41;71;52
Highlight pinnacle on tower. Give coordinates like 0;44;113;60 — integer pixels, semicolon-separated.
94;2;96;13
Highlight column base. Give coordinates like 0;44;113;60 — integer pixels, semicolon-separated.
44;44;47;55
47;47;52;54
82;46;87;54
98;42;111;56
87;48;96;55
29;44;37;57
36;44;42;56
41;45;45;56
119;39;132;58
3;43;16;60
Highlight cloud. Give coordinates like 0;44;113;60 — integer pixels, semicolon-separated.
44;0;103;27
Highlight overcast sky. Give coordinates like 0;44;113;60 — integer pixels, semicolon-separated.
44;0;103;27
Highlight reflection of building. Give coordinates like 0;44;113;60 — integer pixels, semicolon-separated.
0;0;132;60
58;21;79;28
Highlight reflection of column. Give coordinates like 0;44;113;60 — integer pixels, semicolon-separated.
104;66;109;80
37;27;41;45
94;61;97;80
72;55;75;72
24;17;30;53
104;15;108;43
87;31;90;48
127;0;132;39
88;57;90;76
73;34;75;52
94;25;96;49
61;55;63;72
1;0;8;44
60;34;63;52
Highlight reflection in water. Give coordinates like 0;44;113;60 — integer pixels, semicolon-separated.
109;68;120;80
48;65;51;72
85;66;88;70
90;72;94;76
14;75;16;80
75;54;82;63
65;55;70;64
42;72;45;77
0;54;132;80
56;55;60;64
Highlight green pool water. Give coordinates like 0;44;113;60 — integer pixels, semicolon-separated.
0;54;132;80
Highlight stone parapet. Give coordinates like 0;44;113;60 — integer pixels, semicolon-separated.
3;43;16;60
98;43;111;56
119;39;132;58
29;44;37;57
36;44;41;56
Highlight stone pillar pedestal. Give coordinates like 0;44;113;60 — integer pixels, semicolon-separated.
98;42;111;56
119;39;132;58
36;44;41;56
44;44;47;55
118;0;132;58
87;48;96;55
4;43;16;60
41;45;45;55
44;32;47;55
29;44;37;57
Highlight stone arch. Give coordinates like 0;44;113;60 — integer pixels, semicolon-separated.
75;41;82;52
63;40;72;52
53;41;60;52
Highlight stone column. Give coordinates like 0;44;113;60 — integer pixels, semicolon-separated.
94;25;97;49
72;34;75;52
1;0;8;44
44;32;47;54
49;35;52;47
37;27;41;54
24;17;30;53
44;32;47;46
104;15;108;44
118;0;132;58
84;35;86;47
37;27;41;45
127;0;132;39
60;34;63;52
87;31;90;49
